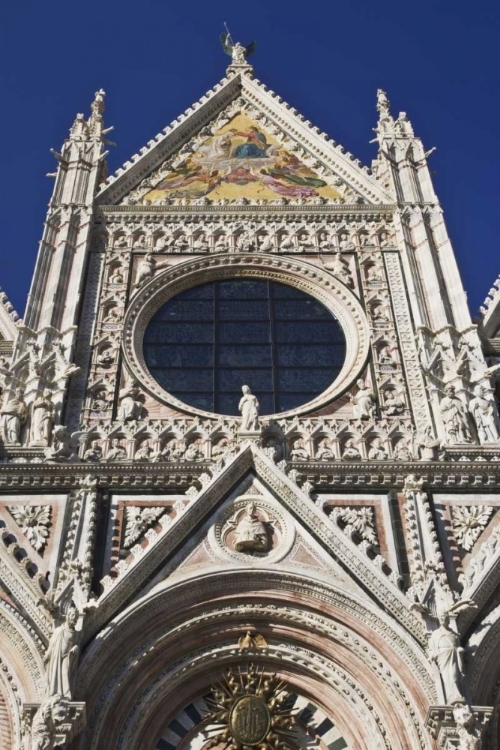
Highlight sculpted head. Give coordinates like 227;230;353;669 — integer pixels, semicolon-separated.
242;385;251;396
444;385;456;397
66;607;78;628
438;612;450;627
246;501;258;517
474;385;486;398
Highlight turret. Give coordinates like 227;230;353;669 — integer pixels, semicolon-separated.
372;88;471;332
24;90;110;333
4;91;112;433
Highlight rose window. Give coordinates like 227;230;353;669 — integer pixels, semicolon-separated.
143;278;346;416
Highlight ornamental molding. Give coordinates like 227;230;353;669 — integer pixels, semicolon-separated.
121;252;371;420
77;598;432;750
3;457;500;490
99;203;396;218
0;536;52;641
384;252;434;433
0;603;46;699
78;598;435;711
108;642;424;750
459;527;500;633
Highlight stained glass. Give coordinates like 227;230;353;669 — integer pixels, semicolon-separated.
143;279;346;415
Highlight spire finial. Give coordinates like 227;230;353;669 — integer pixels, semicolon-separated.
376;89;391;119
91;89;106;118
220;27;257;69
88;88;106;138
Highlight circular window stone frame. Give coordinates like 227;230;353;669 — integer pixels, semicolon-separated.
122;253;371;420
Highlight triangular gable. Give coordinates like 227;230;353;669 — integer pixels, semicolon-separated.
97;72;393;207
85;443;423;642
139;472;358;593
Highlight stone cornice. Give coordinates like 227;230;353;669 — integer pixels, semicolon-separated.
1;459;500;490
98;203;396;219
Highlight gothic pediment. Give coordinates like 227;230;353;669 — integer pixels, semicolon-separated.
96;72;393;208
85;443;424;642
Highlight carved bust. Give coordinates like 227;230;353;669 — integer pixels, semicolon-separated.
233;502;268;553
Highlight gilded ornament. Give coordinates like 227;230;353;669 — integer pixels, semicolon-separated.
205;664;299;750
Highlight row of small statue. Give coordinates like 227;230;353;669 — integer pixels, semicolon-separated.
104;253;386;300
111;229;394;253
80;434;412;463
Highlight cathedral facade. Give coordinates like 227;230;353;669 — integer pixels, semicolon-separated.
1;42;500;750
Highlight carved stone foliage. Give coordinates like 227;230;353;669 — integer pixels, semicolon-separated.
123;506;167;548
8;505;52;552
451;506;494;552
329;506;378;545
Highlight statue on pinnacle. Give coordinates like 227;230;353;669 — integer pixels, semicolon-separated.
220;24;256;65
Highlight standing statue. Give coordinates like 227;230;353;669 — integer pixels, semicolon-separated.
238;385;259;431
135;253;156;287
469;385;499;444
220;32;257;65
117;381;143;422
376;89;391;118
350;379;376;420
44;607;80;699
440;385;471;444
428;612;466;705
0;387;28;444
234;502;268;552
32;390;55;445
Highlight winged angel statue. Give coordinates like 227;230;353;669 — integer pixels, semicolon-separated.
220;30;257;64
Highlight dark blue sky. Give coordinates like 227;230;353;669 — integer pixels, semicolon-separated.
1;0;498;318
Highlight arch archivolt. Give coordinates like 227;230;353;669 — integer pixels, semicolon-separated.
121;252;371;419
117;643;417;750
76;571;436;750
0;658;20;750
468;602;500;704
0;603;45;702
0;604;46;750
